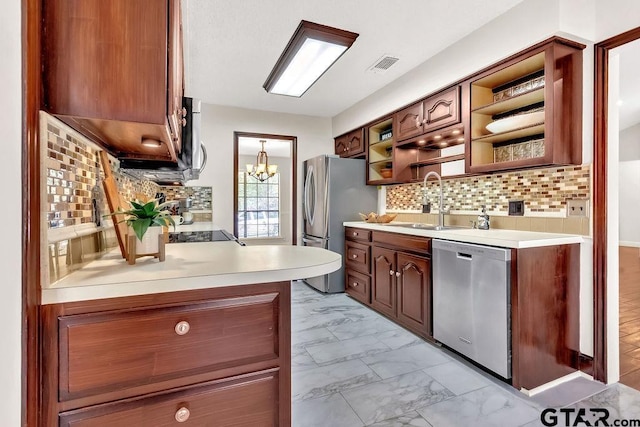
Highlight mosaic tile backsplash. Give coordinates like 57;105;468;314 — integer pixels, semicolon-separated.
159;186;213;210
45;118;159;229
386;165;590;215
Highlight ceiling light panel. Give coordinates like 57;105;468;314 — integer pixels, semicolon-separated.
263;20;359;97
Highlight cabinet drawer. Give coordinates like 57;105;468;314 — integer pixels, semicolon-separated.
372;231;431;255
345;269;370;305
59;370;279;427
345;241;371;274
58;293;280;401
345;227;371;242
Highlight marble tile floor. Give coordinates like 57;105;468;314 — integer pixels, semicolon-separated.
290;281;640;427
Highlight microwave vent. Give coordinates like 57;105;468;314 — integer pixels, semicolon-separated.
368;55;399;74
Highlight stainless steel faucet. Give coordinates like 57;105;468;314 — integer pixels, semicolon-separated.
422;171;446;230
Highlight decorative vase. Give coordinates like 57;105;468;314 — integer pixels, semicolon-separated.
130;226;162;255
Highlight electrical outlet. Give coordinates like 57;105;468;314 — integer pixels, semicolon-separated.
567;199;589;217
508;200;525;216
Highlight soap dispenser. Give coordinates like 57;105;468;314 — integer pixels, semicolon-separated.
478;205;490;230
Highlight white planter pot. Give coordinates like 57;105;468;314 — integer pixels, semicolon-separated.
130;226;162;255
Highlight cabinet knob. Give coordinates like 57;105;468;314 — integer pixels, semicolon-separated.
175;407;190;423
396;271;401;277
181;118;187;127
180;107;187;117
175;321;190;336
353;282;359;287
389;270;394;276
415;118;422;128
352;232;358;236
352;254;358;259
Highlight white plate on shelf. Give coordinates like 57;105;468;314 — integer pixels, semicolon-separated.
486;111;544;134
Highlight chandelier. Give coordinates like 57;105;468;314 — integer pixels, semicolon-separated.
246;140;278;182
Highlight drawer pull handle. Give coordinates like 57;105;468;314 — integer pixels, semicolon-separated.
175;321;190;336
175;407;190;422
353;232;358;236
353;282;359;287
352;254;358;259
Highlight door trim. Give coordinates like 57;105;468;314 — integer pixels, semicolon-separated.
593;26;640;383
233;132;297;244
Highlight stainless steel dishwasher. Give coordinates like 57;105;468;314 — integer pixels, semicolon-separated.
432;239;512;379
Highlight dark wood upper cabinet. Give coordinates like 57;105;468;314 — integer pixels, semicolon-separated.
465;37;584;173
42;0;184;162
334;128;365;158
394;86;461;143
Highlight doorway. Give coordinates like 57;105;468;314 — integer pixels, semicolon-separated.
594;26;640;384
233;132;297;245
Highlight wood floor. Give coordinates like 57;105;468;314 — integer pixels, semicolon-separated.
619;246;640;389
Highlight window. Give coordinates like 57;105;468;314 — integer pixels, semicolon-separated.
237;172;280;238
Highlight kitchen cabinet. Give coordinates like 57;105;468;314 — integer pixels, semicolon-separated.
371;232;432;338
344;227;372;305
345;226;432;339
394;86;461;143
466;37;584;173
41;282;291;426
366;117;413;184
334;128;365;158
42;0;185;163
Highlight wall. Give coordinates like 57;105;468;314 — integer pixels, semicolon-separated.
190;104;333;242
2;0;22;424
619;123;640;246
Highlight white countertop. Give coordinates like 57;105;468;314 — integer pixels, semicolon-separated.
42;242;341;305
343;221;583;249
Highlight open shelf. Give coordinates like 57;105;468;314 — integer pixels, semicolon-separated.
471;123;544;144
472;88;544;115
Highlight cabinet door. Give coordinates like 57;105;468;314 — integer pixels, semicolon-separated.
59;370;279;427
43;0;168;124
346;129;365;157
422;86;460;133
394;102;424;142
396;253;431;336
371;247;396;317
334;135;349;157
167;0;184;154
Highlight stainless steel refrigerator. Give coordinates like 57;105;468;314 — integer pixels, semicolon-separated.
302;155;378;293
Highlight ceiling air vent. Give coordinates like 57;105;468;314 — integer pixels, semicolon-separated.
367;55;399;74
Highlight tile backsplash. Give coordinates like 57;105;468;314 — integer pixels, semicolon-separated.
42;112;160;284
386;165;590;215
44;114;159;229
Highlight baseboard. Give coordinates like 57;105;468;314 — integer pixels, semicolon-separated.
620;241;640;248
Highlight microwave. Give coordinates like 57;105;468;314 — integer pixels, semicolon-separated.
120;97;207;185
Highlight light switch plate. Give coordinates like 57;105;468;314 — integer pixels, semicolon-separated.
567;199;589;217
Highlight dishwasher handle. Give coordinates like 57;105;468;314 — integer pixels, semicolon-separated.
457;252;473;260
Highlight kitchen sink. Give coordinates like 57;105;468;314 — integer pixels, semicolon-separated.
384;223;471;231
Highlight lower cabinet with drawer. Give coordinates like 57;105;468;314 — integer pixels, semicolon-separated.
344;227;432;340
41;282;291;426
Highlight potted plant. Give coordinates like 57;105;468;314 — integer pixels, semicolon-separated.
107;199;176;255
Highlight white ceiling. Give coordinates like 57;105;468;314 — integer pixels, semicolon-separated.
183;0;525;118
238;136;292;158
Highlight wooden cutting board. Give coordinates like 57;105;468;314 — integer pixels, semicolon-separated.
99;151;128;259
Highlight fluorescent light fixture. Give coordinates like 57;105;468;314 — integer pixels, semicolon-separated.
263;20;358;97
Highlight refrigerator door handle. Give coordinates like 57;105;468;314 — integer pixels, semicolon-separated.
305;165;316;226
